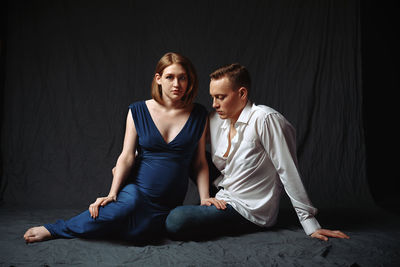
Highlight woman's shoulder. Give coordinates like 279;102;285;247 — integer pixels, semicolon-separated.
128;99;151;110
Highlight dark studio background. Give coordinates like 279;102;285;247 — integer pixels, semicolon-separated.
0;0;398;215
361;1;399;214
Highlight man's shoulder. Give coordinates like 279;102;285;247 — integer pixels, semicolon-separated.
252;104;295;132
249;103;294;129
251;103;280;118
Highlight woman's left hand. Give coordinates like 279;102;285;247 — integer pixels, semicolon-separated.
201;198;227;210
88;195;117;219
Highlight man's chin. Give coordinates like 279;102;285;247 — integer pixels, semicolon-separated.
218;114;228;119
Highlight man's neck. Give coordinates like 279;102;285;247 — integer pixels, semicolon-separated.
229;101;247;126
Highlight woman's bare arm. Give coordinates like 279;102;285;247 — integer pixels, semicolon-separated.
192;119;226;210
89;110;138;218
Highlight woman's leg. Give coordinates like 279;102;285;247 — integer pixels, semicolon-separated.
25;184;142;243
165;204;263;240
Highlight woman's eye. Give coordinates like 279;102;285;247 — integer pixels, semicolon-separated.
166;76;173;79
179;76;187;81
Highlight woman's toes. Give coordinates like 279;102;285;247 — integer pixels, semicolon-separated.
23;226;51;243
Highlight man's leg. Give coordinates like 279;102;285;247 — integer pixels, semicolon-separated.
165;204;263;240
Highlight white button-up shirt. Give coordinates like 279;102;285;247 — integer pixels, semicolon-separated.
210;101;321;235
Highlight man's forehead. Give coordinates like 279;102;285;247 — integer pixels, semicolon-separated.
210;78;234;94
210;76;231;84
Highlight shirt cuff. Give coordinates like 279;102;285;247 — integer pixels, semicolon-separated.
300;217;321;235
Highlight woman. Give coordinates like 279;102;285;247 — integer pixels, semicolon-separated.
24;52;218;243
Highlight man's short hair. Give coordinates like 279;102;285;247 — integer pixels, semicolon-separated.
209;63;251;92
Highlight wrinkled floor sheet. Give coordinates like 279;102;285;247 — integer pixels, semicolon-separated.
1;206;399;266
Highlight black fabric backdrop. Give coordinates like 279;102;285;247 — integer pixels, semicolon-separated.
1;0;373;210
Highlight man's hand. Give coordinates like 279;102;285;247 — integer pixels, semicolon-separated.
311;229;350;241
89;195;117;219
201;198;227;210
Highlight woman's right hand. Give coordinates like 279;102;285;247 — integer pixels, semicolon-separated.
201;197;227;210
88;195;117;219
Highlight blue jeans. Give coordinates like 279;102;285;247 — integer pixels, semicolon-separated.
165;204;263;240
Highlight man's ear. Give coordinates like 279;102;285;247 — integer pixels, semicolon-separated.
238;87;248;99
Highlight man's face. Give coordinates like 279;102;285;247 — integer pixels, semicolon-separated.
209;77;244;121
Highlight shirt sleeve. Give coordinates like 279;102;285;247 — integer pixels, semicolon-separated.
259;113;321;235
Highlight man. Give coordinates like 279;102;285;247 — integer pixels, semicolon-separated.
165;63;349;241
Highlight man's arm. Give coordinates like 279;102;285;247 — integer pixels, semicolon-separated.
260;113;349;241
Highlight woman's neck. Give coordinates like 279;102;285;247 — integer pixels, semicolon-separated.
153;98;186;112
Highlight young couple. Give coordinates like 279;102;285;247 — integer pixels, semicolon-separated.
24;52;349;244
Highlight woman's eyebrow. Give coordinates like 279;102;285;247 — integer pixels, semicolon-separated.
164;72;187;76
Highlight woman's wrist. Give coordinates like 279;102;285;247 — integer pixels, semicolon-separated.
107;193;117;198
200;194;210;200
200;196;211;201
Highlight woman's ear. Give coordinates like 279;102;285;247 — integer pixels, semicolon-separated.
155;73;162;85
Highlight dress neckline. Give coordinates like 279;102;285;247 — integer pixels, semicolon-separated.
142;101;196;145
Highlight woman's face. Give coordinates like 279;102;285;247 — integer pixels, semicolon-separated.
156;63;188;102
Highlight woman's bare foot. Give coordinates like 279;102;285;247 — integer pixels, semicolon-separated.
23;226;52;243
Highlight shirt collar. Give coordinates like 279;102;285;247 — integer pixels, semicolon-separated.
221;100;252;129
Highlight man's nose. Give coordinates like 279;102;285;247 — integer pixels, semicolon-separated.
212;99;219;108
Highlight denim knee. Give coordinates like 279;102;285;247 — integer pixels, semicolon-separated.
165;207;189;235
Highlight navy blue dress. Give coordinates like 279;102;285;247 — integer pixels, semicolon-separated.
44;101;208;241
